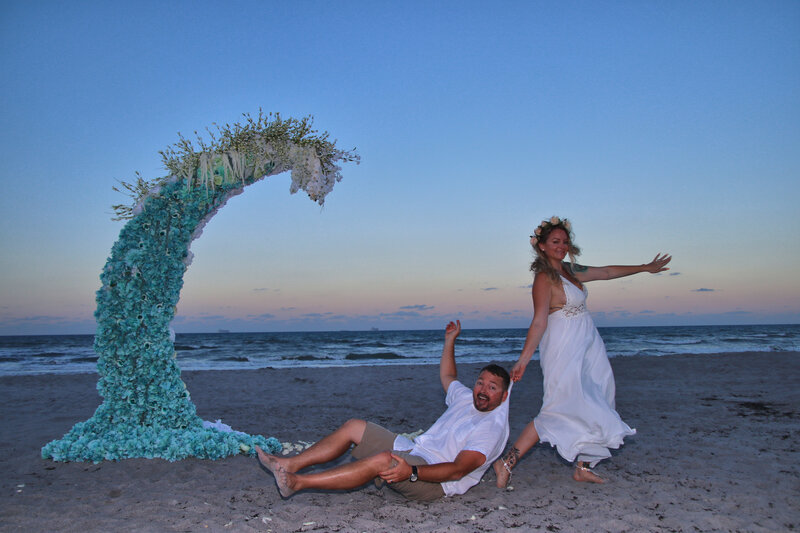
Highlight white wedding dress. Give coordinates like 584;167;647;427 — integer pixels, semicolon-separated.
533;276;635;466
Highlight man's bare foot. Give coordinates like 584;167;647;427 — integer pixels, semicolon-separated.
573;463;605;484
493;458;512;488
254;445;295;471
256;446;297;498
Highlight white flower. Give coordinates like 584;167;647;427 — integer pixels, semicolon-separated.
534;227;542;236
550;216;560;225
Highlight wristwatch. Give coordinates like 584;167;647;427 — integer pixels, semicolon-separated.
409;465;418;482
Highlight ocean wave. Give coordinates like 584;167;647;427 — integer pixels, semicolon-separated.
243;337;293;345
281;355;334;361
350;341;390;348
631;349;669;357
643;338;704;346
458;338;510;345
345;352;405;360
174;344;218;351
325;337;371;345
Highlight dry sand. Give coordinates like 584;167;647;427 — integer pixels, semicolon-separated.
1;352;798;532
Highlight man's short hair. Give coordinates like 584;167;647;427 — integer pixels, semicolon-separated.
480;363;510;391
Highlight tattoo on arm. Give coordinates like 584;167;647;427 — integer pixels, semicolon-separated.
571;263;588;273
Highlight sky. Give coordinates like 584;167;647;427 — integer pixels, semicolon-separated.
1;1;798;335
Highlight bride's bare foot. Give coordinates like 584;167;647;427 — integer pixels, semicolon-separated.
256;446;297;498
493;458;512;488
573;462;605;484
494;447;520;488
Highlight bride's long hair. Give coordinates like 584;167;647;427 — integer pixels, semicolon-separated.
530;219;581;283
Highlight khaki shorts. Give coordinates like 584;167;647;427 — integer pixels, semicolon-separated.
351;422;445;501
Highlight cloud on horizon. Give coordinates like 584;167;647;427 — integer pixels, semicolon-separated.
399;304;434;311
380;310;424;318
249;313;276;319
10;315;71;322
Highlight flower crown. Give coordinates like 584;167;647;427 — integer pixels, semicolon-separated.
530;216;572;246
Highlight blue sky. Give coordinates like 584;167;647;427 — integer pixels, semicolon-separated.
1;1;798;334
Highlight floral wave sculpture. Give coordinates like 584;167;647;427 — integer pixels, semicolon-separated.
42;112;359;462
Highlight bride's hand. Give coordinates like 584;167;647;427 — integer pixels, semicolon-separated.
511;361;527;382
644;253;671;274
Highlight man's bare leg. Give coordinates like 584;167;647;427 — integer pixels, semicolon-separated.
256;447;395;497
291;451;395;492
262;419;368;473
493;420;540;488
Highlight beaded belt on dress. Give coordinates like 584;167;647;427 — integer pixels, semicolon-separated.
561;303;587;317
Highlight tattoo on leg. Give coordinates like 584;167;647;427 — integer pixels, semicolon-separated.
503;447;521;470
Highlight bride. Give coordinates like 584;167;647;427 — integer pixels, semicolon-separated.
494;216;671;485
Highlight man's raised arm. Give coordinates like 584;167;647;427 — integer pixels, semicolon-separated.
439;320;461;392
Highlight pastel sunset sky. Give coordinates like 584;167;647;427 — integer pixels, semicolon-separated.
1;1;798;335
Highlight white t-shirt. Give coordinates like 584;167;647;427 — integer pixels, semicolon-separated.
393;380;510;496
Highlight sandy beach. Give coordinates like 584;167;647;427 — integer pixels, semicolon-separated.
1;351;798;532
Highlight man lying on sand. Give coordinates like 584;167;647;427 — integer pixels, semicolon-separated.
256;320;511;501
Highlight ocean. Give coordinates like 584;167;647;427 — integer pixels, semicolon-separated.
0;324;797;377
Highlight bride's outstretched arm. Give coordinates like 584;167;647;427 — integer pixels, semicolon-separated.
575;253;671;282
